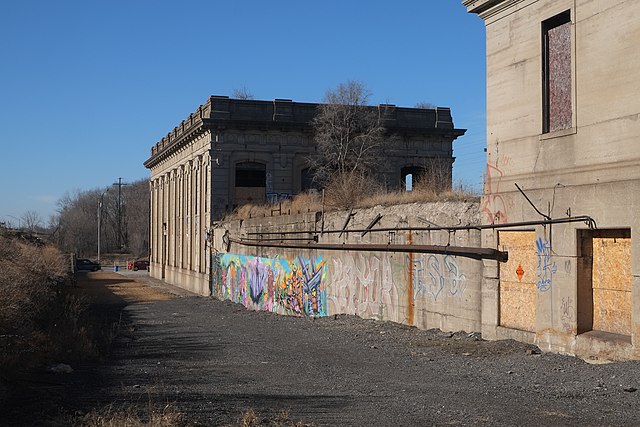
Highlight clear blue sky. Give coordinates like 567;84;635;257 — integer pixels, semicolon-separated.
0;0;486;225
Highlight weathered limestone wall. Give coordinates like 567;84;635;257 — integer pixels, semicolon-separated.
149;131;212;296
211;202;484;334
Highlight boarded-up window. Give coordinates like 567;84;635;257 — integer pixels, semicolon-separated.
498;231;537;332
543;11;572;133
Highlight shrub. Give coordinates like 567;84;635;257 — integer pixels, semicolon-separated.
323;171;382;209
0;235;72;369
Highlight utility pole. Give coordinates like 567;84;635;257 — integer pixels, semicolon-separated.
112;177;129;250
97;188;109;262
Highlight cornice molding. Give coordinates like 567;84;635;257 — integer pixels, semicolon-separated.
463;0;527;20
144;96;467;169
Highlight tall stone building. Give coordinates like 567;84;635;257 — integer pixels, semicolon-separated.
144;96;465;293
464;0;640;359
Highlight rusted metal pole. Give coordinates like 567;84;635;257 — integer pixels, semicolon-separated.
245;215;596;236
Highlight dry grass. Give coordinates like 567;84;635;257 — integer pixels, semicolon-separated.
0;235;74;369
0;233;117;371
225;174;479;220
354;180;479;209
0;238;69;331
71;405;310;427
235;408;312;427
74;404;189;427
229;192;324;219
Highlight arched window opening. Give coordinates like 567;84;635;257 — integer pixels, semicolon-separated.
401;166;425;191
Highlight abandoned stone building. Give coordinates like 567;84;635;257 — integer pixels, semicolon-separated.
464;0;640;359
144;96;465;293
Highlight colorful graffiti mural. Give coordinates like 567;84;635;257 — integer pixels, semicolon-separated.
212;253;327;316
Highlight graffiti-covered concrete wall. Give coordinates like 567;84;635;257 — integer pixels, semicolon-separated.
211;202;484;333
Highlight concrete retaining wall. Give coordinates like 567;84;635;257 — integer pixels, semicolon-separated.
211;201;483;333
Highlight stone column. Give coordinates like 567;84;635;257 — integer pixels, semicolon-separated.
186;161;193;270
155;178;161;265
150;179;156;264
194;157;201;273
178;166;184;269
160;176;166;272
169;170;176;267
202;153;211;273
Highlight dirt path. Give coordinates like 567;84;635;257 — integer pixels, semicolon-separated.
5;272;640;426
72;271;176;303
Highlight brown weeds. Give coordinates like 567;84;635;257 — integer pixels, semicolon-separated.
0;234;111;370
225;177;479;220
0;236;70;368
75;403;188;427
236;408;312;426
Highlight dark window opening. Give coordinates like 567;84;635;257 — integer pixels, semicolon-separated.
235;162;266;187
543;10;572;133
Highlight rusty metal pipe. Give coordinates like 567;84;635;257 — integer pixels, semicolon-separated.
240;236;318;242
229;237;508;262
245;215;596;236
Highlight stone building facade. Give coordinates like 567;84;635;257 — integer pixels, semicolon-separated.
464;0;640;359
144;96;465;294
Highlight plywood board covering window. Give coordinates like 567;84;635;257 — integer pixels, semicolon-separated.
498;231;537;332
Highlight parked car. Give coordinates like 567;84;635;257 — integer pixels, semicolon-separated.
133;260;149;271
76;258;101;272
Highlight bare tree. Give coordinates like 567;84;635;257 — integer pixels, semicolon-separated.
309;81;388;186
412;158;452;194
55;190;99;256
51;179;149;258
415;101;436;109
123;179;150;257
21;211;42;232
231;86;254;100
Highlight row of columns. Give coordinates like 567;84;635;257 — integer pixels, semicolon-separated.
150;153;211;276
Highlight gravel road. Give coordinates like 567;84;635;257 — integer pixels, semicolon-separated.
4;272;640;426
